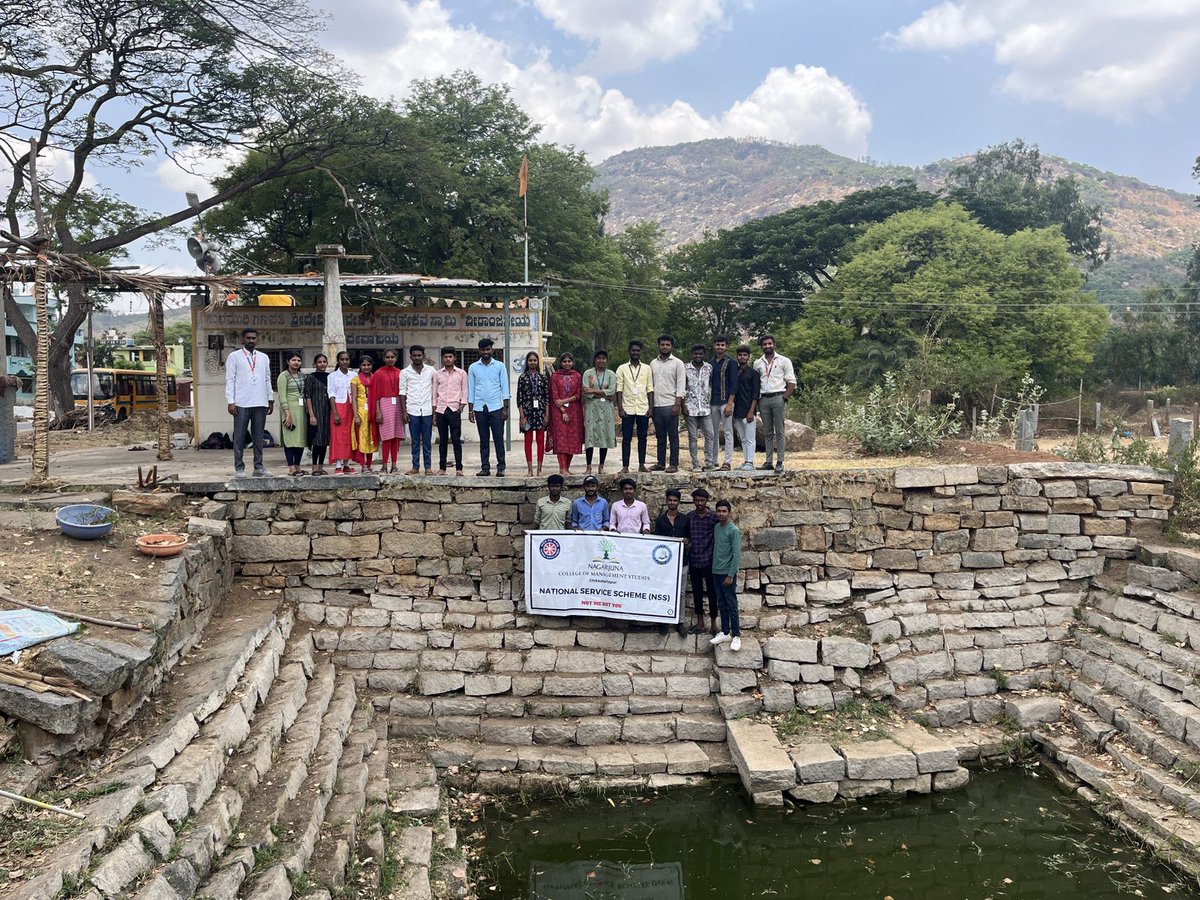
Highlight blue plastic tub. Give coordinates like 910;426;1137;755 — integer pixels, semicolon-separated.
56;504;116;540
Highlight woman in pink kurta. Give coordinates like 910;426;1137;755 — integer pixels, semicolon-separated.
371;348;403;473
549;352;584;474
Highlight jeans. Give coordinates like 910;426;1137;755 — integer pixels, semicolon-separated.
759;393;786;465
689;563;717;619
652;405;679;468
409;414;433;469
233;405;267;473
436;408;463;471
685;413;712;469
709;403;734;466
735;415;756;465
474;406;505;472
716;573;740;637
621;413;649;468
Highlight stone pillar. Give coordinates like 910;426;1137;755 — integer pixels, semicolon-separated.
1168;418;1194;467
0;388;14;464
1015;409;1035;452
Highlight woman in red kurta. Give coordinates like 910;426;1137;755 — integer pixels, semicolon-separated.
370;348;403;473
548;352;584;474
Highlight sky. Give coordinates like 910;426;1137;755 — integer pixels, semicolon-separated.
87;0;1200;297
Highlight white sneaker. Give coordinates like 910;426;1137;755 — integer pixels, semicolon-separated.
730;636;742;652
709;632;730;646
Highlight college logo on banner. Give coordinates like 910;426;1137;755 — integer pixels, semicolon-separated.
538;538;561;560
652;544;673;565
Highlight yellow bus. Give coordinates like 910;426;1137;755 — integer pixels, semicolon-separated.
72;368;177;421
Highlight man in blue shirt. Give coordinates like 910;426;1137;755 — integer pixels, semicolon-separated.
467;338;510;477
571;475;610;531
708;335;737;470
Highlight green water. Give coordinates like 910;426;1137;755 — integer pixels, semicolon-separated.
468;770;1200;899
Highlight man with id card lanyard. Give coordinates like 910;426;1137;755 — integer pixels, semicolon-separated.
753;334;796;472
225;327;275;478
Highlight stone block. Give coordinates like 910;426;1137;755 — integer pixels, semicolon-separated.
894;467;944;488
752;528;797;551
839;739;918;780
715;636;764;669
889;724;959;773
806;580;851;603
232;535;309;562
787;781;839;803
820;637;871;668
1003;695;1062;727
727;719;796;793
790;742;845;783
418;672;465;695
464;675;511;696
312;534;379;559
764;636;819;663
933;767;971;791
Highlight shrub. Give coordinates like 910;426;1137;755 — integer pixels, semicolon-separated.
829;374;963;455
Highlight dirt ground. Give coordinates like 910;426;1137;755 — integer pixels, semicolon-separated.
0;501;201;633
16;410;193;454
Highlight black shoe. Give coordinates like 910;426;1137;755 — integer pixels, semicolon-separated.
476;469;490;477
496;467;506;477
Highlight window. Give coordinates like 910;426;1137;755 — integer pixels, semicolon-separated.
460;348;505;368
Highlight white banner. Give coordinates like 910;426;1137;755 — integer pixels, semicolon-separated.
524;531;684;624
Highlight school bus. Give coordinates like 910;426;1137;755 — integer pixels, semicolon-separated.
71;368;177;421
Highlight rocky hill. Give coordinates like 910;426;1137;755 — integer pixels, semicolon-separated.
595;138;1199;290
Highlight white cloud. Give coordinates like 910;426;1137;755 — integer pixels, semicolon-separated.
529;0;728;73
338;0;871;160
154;147;246;197
888;1;1200;115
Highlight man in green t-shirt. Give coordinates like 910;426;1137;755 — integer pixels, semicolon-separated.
709;499;743;652
534;474;571;529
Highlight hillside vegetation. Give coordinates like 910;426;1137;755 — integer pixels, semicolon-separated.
596;138;1199;291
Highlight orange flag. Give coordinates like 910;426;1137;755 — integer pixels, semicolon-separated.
518;154;528;198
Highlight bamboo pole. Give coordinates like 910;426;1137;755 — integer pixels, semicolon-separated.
28;140;50;485
1077;379;1083;438
0;589;144;631
0;789;88;820
147;291;173;461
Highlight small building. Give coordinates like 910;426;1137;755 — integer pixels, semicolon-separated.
5;290;85;405
111;343;185;375
190;274;551;443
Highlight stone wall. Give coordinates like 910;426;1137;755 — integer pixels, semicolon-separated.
4;527;233;759
188;462;1174;742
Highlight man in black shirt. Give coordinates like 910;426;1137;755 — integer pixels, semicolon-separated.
733;345;761;470
653;487;690;638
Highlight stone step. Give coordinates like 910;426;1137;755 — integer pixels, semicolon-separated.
118;599;290;775
234;674;358;898
355;721;391;896
1075;623;1200;703
1106;738;1200;820
0;603;292;900
1033;724;1200;866
306;706;382;892
1061;655;1200;756
116;637;319;899
1093;589;1200;650
153;655;336;900
391;703;727;746
429;739;715;778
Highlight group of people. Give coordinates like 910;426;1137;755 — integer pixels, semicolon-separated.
533;475;745;651
225;328;797;481
510;333;797;478
225;327;472;477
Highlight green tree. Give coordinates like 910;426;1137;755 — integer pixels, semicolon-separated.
946;140;1109;267
663;182;939;337
780;204;1108;407
0;0;383;413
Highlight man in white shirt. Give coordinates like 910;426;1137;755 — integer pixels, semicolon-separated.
225;327;274;477
752;334;797;473
400;344;436;475
649;334;687;473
